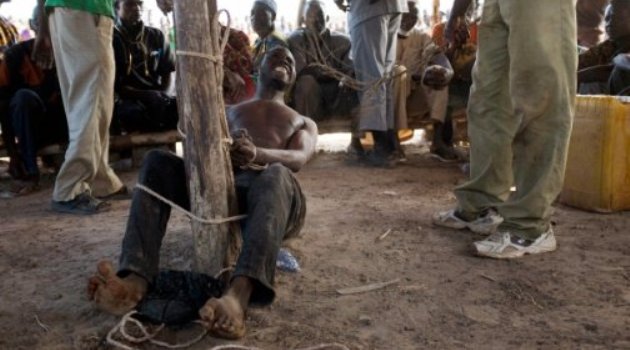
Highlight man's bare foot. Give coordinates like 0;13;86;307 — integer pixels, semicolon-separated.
199;276;253;339
87;260;147;316
199;294;246;339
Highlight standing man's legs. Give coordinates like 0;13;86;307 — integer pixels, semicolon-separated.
49;8;123;212
494;0;576;238
350;14;401;162
454;0;515;217
435;0;577;258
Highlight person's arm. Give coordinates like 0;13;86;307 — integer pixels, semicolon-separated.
255;117;318;172
287;33;308;75
31;0;53;69
231;117;318;172
415;52;453;90
577;64;614;84
445;0;473;44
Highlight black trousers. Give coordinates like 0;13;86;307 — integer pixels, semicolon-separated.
9;89;67;176
119;150;306;305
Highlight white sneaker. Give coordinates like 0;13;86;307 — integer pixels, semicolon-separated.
432;209;503;234
474;228;557;259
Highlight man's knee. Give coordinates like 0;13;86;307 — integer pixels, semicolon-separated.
10;89;41;113
255;163;293;193
140;149;183;180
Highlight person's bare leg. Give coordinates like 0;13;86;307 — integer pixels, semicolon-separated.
198;276;253;339
87;260;148;315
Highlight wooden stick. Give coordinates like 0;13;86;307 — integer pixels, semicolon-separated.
34;315;49;332
336;278;401;295
375;229;392;242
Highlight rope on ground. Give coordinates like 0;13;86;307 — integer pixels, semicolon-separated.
107;312;350;350
135;183;247;225
107;310;208;350
105;311;350;350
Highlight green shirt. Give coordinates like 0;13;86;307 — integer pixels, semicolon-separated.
45;0;115;19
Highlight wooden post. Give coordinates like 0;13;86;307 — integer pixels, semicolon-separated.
173;0;241;275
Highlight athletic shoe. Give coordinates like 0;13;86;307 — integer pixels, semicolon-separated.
474;228;557;259
432;208;503;234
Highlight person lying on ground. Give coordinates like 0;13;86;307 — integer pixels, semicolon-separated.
87;46;318;339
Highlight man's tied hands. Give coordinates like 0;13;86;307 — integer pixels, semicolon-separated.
230;129;257;168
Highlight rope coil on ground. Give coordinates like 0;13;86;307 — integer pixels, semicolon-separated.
106;311;350;350
135;183;247;224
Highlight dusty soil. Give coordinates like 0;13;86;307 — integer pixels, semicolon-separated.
1;143;629;350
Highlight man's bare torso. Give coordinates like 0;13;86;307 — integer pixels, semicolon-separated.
227;99;306;150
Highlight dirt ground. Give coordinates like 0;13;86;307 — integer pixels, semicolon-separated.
1;140;629;350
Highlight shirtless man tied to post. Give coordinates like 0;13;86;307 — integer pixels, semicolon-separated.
87;46;317;339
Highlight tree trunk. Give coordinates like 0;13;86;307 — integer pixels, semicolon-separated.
173;0;241;276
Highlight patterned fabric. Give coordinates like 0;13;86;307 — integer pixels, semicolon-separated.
0;16;18;56
222;26;255;103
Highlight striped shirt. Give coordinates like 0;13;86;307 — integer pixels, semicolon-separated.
0;16;18;55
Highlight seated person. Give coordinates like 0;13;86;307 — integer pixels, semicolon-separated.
394;1;454;160
610;53;630;95
0;5;67;195
287;0;357;122
112;0;177;135
251;0;287;78
431;6;478;161
0;4;18;58
87;47;318;340
578;0;630;95
222;25;256;105
149;0;255;105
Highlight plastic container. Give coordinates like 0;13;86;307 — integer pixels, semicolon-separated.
561;95;630;212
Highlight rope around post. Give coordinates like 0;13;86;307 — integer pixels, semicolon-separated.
174;9;232;140
135;183;247;225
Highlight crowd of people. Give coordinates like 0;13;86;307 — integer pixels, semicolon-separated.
0;0;630;342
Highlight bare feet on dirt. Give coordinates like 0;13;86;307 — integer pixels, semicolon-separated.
199;293;246;339
87;260;147;315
